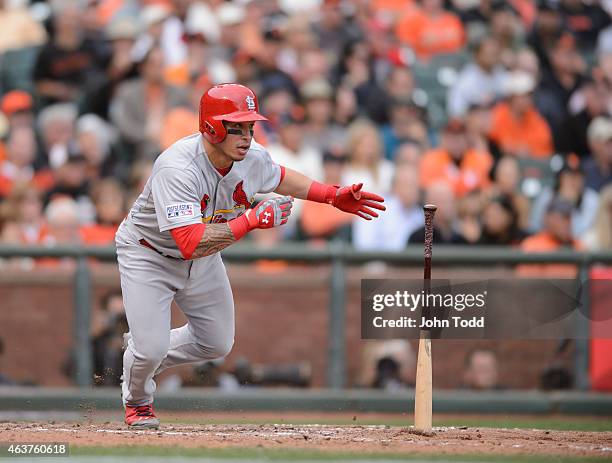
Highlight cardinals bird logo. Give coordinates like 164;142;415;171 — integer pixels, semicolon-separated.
201;194;210;212
232;181;252;209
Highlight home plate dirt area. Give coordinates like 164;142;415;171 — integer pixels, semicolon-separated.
2;421;612;459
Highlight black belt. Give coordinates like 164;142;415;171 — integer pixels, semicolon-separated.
138;239;181;260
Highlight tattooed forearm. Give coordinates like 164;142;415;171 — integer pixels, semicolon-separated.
190;223;237;259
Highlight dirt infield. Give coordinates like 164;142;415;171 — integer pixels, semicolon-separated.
2;420;611;459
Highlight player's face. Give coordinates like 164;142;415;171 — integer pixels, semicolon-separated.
220;121;255;161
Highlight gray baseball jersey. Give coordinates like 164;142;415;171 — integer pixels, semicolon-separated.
123;132;281;258
115;133;282;406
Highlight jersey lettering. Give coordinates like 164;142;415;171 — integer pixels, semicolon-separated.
211;214;228;224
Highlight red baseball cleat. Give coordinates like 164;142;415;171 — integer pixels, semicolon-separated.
124;403;160;429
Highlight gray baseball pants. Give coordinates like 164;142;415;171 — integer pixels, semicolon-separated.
115;226;234;406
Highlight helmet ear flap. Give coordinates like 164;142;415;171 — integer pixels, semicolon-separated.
202;119;226;144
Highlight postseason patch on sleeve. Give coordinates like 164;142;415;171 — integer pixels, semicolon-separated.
166;203;195;220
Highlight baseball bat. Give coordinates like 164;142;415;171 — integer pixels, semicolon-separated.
414;204;437;433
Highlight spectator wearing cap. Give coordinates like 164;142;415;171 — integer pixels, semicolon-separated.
110;46;188;159
420;118;493;197
518;196;584;277
582;117;612;191
33;3;104;107
535;32;585;147
408;181;467;244
395;0;465;60
342;119;393;195
448;37;508;118
489;71;553;158
0;126;53;198
0;0;46;53
0;91;34;130
353;164;423;251
301;79;346;153
530;155;599;239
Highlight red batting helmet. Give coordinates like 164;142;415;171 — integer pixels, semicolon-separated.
199;83;268;144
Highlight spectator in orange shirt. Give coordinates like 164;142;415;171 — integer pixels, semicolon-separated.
0;126;54;198
395;0;465;60
489;71;554;158
80;179;126;245
0;183;49;246
518;197;583;277
420;119;493;197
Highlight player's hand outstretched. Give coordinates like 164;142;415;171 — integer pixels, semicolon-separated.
244;196;293;230
332;183;385;220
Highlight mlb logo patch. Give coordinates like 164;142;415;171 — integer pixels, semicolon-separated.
166;203;194;220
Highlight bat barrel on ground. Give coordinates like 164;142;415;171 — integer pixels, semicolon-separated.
414;204;437;433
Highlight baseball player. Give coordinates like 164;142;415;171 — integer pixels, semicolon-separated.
115;83;386;428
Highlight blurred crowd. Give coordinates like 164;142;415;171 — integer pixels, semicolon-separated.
0;0;611;265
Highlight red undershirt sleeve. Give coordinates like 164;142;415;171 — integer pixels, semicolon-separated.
170;223;206;260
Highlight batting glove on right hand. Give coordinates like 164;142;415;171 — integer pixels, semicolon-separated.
244;196;293;230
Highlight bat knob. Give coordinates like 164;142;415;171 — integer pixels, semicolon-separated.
423;204;437;212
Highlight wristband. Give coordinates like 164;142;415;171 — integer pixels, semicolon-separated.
307;181;338;205
228;213;251;240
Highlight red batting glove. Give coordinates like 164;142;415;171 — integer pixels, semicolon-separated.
244;196;293;229
229;196;293;240
307;182;386;220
